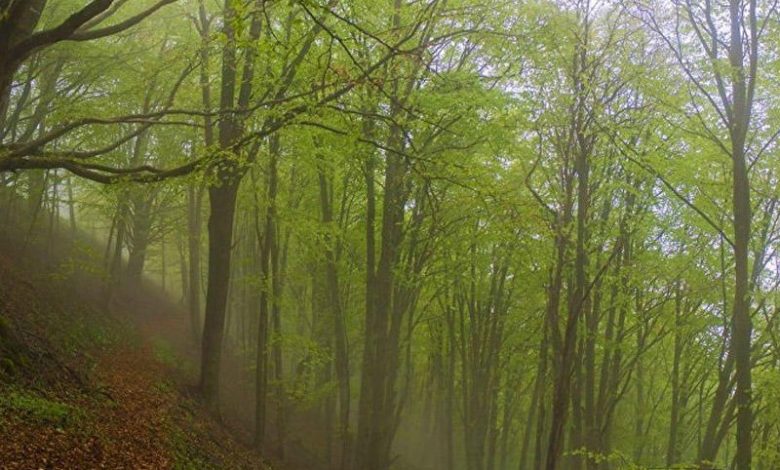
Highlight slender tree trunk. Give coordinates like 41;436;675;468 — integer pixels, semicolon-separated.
178;232;188;304
317;156;351;470
256;134;280;449
189;0;212;350
519;322;548;470
110;205;127;287
728;2;753;467
355;115;379;469
255;191;270;447
187;185;204;345
271;228;285;457
546;15;593;466
633;326;645;465
667;284;683;467
546;131;590;470
67;176;76;234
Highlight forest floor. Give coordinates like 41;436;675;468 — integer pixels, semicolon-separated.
0;223;269;469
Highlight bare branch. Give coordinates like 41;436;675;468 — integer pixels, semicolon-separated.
70;0;178;42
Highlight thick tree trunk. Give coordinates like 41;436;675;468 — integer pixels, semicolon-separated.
0;0;46;129
200;177;239;410
199;0;259;412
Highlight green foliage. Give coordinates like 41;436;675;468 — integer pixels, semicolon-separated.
169;426;217;470
0;315;29;381
57;315;119;357
49;241;107;282
165;405;225;470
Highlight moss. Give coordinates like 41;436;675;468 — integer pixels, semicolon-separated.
0;315;27;381
0;389;85;428
154;380;174;394
0;357;16;377
0;315;11;339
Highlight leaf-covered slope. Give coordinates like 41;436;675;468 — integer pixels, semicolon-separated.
0;232;267;470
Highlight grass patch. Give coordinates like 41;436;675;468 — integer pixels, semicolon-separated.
154;379;174;394
152;337;178;367
0;388;86;428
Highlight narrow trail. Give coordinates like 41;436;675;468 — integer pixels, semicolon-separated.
0;345;175;469
1;316;265;470
0;228;268;470
89;344;174;469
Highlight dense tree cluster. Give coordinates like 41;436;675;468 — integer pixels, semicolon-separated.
2;1;780;469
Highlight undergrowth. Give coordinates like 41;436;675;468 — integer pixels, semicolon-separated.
166;404;221;470
0;388;86;428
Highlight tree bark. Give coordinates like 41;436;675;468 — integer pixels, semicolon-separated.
187;185;204;345
317;153;351;469
727;2;754;468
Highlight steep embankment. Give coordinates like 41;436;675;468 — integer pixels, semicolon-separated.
0;225;267;469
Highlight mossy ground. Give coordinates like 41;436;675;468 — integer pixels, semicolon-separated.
0;389;86;428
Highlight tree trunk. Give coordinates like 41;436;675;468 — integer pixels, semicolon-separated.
187;185;204;346
200;177;240;410
317;155;351;470
667;284;683;467
728;2;754;467
199;0;259;411
545;16;592;467
0;0;46;128
126;197;153;284
519;321;548;470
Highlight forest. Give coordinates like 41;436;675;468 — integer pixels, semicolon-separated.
1;0;780;469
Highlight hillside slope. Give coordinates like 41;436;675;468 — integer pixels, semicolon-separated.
0;224;268;469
